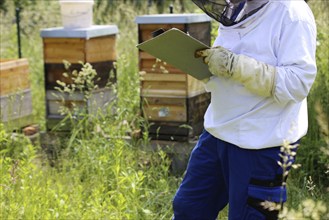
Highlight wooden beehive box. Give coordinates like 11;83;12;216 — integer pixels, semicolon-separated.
0;58;34;128
40;25;119;130
136;14;211;141
45;88;116;130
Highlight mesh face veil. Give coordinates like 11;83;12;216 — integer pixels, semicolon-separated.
192;0;265;26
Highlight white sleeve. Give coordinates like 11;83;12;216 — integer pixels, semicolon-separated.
274;19;317;105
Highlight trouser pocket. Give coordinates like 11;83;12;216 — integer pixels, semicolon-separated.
242;175;285;220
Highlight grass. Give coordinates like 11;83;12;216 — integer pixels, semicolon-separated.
1;0;328;219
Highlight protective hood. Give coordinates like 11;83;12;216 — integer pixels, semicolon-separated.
192;0;268;26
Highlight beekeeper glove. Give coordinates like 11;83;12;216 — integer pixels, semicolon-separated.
196;46;276;97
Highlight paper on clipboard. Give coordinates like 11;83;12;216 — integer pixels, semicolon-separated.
137;28;212;80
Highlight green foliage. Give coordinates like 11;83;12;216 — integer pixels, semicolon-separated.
0;124;34;160
94;0;191;14
1;109;181;219
0;0;36;13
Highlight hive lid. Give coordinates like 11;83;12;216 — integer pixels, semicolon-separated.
40;25;119;39
135;13;211;24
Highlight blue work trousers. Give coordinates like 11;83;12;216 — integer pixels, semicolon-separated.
173;130;297;220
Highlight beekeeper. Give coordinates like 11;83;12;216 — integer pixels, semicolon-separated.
172;0;317;219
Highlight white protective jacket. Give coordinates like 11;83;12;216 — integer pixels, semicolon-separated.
204;0;317;149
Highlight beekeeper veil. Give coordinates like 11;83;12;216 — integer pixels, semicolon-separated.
192;0;268;26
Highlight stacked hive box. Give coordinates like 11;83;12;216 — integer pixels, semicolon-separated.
135;14;211;141
0;58;34;129
40;25;119;131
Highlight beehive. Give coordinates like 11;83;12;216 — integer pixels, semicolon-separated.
40;25;119;130
136;14;211;141
0;58;34;128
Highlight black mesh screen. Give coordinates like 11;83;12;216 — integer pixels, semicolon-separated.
192;0;269;27
192;0;229;24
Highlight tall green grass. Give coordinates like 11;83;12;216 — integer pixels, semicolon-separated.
1;0;328;219
1;125;180;219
